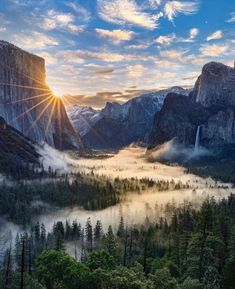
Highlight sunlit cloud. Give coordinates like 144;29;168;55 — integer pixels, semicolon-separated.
155;59;181;68
37;52;57;65
160;49;188;59
199;44;228;57
40;9;84;34
164;1;199;22
155;28;199;46
128;64;145;78
155;72;176;79
14;31;59;49
98;0;162;29
95;28;135;44
155;33;176;45
189;28;199;39
206;30;223;41
57;49;126;63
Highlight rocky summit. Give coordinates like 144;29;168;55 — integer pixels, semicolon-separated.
148;62;235;150
0;41;84;151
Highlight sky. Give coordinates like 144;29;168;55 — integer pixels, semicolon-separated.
0;0;235;108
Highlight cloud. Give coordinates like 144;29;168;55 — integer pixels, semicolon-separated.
37;52;57;64
95;28;135;44
41;9;83;34
98;0;162;29
128;64;145;78
164;1;199;22
227;12;235;23
155;33;176;45
66;2;91;22
160;49;187;59
155;28;199;46
199;44;228;57
155;59;180;68
66;89;150;108
127;43;151;49
0;27;6;32
148;0;162;8
96;69;114;74
189;28;199;39
14;31;59;49
206;30;223;41
155;72;176;79
159;49;205;66
57;50;125;63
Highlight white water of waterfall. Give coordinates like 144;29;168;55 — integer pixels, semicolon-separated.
194;126;201;151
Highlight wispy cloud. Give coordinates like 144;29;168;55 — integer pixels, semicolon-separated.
66;2;91;22
95;28;135;44
155;28;199;46
14;31;59;49
164;1;199;22
206;30;223;41
199;44;228;57
40;9;84;34
155;33;176;45
57;50;126;63
98;0;162;29
127;42;152;49
227;12;235;23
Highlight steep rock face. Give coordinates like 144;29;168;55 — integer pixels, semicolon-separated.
200;108;235;146
148;62;235;149
69;87;189;149
0;116;40;176
148;93;211;149
0;41;84;151
196;62;235;108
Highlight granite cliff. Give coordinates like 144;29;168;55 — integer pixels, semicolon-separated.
148;62;235;150
0;41;84;151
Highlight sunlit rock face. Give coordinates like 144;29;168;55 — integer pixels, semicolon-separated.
148;62;235;150
0;41;84;151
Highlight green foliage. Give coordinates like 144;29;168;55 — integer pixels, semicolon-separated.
36;250;90;289
150;268;179;289
87;249;116;271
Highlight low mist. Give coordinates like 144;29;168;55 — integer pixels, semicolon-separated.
147;139;211;163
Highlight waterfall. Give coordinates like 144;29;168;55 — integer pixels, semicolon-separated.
194;126;201;151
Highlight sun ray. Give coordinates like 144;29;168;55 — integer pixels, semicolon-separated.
9;94;54;125
7;92;53;104
26;97;55;136
0;83;51;91
45;98;57;137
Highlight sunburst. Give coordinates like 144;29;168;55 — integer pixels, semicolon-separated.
0;58;105;147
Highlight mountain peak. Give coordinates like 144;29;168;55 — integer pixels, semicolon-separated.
195;61;235;107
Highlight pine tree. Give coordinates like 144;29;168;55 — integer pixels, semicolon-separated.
85;218;93;252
